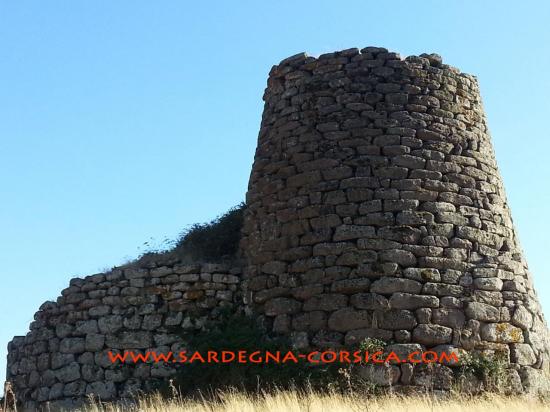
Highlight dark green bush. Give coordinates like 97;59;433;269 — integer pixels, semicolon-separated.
132;203;246;267
160;311;340;397
457;351;509;390
172;203;245;262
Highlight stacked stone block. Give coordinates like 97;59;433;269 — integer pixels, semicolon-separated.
6;262;241;411
241;47;550;389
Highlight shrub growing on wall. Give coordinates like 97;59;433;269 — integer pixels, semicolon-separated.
173;202;245;262
161;310;339;396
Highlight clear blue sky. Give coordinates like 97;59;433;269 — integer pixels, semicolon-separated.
1;1;549;388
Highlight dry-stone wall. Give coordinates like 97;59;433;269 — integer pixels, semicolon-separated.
6;261;242;411
240;47;550;390
6;46;550;410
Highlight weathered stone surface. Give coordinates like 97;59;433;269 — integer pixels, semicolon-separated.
74;320;98;335
333;225;376;241
303;294;348;311
344;328;393;345
481;323;524;343
124;268;148;280
512;306;533;330
290;331;309;350
328;308;372;332
385;343;423;361
212;274;240;284
82;364;104;382
51;353;74;370
374;309;417;330
357;364;400;386
432;308;466;328
85;334;105;352
142;314;163;330
55;324;73;339
370;278;422;294
413;364;454;389
291;284;324;300
59;338;85;354
473;277;503;291
422;282;464;297
264;298;302;316
403;268;441;282
330;278;371;293
379;249;417;266
254;287;290;304
520;366;547;393
106;332;153;349
86;381;117;401
465;302;500;322
389;293;439;309
412;324;453;345
292;311;326;331
350;293;389;310
511;344;536;366
89;305;111;317
63;381;86;397
123;315;142;330
98;315;123;334
54;362;80;383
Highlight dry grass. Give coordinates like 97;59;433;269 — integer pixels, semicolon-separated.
76;390;550;412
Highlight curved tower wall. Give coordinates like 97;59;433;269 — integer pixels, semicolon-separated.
241;47;549;384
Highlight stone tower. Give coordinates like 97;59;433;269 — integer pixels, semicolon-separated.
240;47;549;388
5;48;550;409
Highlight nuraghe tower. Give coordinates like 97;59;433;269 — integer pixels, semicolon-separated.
240;47;550;389
6;47;550;410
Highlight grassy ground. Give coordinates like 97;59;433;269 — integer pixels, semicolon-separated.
78;391;550;412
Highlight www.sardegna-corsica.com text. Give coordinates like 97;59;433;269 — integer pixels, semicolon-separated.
108;350;459;365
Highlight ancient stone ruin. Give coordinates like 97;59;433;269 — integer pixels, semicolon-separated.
6;47;550;410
